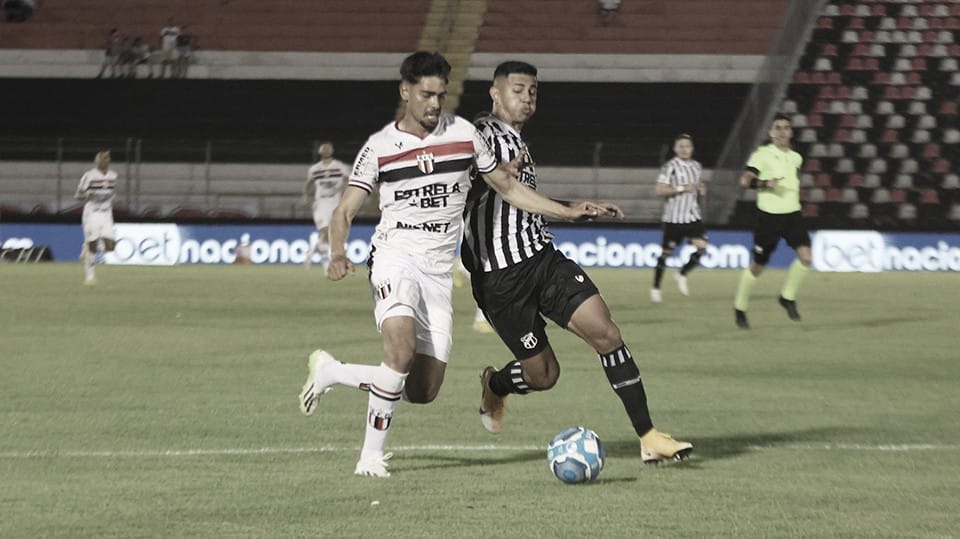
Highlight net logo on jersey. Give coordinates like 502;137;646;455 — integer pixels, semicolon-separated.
416;152;436;174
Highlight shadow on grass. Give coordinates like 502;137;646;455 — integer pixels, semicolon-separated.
602;426;865;470
395;449;544;473
392;427;864;473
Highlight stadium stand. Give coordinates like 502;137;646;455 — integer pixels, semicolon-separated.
731;0;960;230
1;0;795;222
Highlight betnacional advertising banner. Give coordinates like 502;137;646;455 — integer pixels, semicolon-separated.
2;223;959;272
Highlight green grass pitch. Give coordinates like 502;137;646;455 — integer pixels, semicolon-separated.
1;263;958;538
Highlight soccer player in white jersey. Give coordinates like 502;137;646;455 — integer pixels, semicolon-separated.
302;141;350;269
75;150;118;286
464;61;693;466
650;134;709;303
296;52;610;478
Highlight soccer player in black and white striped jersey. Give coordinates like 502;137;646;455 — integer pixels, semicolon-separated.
465;61;692;465
650;134;708;303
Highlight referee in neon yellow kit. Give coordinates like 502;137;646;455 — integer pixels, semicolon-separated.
733;114;812;329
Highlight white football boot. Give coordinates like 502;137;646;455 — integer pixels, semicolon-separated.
354;453;393;478
674;273;689;296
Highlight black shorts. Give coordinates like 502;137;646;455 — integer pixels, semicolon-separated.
661;221;707;251
470;244;599;360
752;209;810;264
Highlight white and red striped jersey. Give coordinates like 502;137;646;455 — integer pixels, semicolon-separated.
307;159;350;202
77;167;117;212
349;114;498;273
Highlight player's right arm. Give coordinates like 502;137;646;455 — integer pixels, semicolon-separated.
301;175;314;205
741;151;778;190
326;186;367;281
75;173;89;201
655;165;693;197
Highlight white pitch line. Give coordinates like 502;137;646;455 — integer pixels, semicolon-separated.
747;443;960;452
0;444;543;459
0;443;957;459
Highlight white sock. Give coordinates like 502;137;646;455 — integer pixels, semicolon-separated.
324;360;379;390
84;250;96;279
360;363;407;460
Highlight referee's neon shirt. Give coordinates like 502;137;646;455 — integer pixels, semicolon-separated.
746;144;803;214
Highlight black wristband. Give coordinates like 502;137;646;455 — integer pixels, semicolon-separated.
748;178;760;189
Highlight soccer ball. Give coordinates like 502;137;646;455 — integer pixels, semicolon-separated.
546;427;605;484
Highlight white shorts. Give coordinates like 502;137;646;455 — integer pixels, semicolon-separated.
369;250;454;363
82;210;115;242
312;201;336;230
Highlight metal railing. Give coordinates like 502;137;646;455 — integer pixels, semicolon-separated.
708;0;829;224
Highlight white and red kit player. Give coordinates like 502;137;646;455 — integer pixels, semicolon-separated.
302;141;350;269
75;150;118;285
297;51;606;478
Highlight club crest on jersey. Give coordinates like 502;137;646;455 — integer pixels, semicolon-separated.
376;280;392;300
416;152;436;174
520;332;538;350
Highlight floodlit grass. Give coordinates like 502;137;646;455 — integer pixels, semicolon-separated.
1;263;958;538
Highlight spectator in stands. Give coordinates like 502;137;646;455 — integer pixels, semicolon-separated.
173;27;194;78
117;37;136;78
95;28;121;79
159;18;180;78
131;37;152;78
3;0;35;22
733;114;811;329
599;0;620;25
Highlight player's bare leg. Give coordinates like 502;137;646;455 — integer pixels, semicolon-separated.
568;295;692;464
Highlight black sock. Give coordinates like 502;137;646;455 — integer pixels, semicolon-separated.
599;345;653;436
653;255;667;288
488;360;530;396
680;249;704;275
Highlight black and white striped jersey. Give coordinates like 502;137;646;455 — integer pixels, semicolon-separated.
462;113;552;273
658;157;703;224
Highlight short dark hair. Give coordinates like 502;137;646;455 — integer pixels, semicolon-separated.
772;113;792;125
400;51;451;84
493;60;538;80
675;133;693;143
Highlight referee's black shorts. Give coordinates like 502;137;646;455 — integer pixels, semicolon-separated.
470;244;599;360
752;209;810;265
660;220;707;250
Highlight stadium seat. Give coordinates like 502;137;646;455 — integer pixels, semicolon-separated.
871;188;891;204
849;202;870;221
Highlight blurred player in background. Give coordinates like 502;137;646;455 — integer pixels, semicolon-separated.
650;133;708;303
302;141;349;270
297;52;605;478
75;150;117;286
464;60;692;466
734;114;811;329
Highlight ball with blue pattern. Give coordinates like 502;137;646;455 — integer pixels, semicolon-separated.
546;427;605;484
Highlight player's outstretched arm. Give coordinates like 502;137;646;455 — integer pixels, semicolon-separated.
481;166;600;221
326;186;366;281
